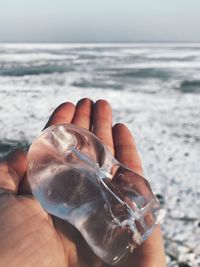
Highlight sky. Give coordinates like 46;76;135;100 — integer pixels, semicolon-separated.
0;0;200;42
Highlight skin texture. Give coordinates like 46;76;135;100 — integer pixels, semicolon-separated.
0;98;166;267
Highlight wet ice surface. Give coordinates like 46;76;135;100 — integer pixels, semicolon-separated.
27;124;164;265
0;44;200;266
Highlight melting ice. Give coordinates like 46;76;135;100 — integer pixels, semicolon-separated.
27;124;164;265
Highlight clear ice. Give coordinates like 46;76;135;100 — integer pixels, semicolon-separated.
27;124;164;265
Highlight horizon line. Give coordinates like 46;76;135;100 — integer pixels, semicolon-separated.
1;40;200;44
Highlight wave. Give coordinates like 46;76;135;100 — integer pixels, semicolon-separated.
145;56;197;62
72;78;122;90
0;64;73;77
178;80;200;93
110;68;173;80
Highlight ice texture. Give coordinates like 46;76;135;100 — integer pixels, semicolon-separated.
27;124;164;265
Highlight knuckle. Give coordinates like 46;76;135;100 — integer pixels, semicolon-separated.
58;102;75;110
113;123;126;130
78;98;92;105
96;99;111;110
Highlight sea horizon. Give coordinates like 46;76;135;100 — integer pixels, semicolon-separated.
1;41;200;44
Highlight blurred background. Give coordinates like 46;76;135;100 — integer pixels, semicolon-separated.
0;1;200;266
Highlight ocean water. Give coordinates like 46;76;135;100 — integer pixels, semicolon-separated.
0;43;200;266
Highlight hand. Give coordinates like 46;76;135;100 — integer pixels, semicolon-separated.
0;98;166;267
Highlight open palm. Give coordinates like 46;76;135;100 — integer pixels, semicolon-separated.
0;98;166;267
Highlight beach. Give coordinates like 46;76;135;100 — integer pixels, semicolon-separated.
0;43;199;267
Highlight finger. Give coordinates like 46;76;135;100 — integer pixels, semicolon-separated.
45;102;75;128
72;98;93;130
112;123;143;175
93;100;114;155
0;149;27;194
112;125;166;267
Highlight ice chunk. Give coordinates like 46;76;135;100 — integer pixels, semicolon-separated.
27;124;164;265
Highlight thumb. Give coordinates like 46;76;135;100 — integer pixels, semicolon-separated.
0;149;27;194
